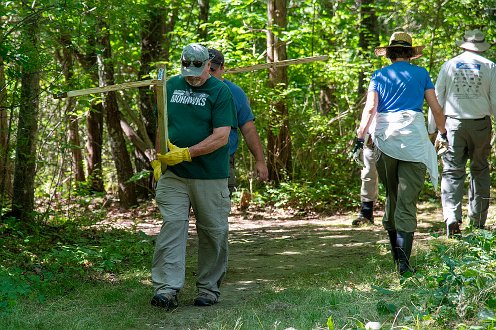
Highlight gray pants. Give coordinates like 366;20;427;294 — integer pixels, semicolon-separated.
151;171;231;299
361;145;378;203
441;116;491;228
376;151;426;232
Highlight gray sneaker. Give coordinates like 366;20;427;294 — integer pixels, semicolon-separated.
150;293;178;310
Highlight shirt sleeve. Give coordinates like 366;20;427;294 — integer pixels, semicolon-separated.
212;84;237;129
368;73;378;92
427;108;437;134
490;63;496;116
427;67;445;134
236;88;255;127
434;63;448;109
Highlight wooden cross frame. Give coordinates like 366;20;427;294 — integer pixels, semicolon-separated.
54;66;169;154
53;55;329;154
225;55;328;74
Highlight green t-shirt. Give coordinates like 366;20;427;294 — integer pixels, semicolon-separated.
165;75;237;179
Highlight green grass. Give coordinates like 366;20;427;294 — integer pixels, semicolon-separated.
2;201;496;329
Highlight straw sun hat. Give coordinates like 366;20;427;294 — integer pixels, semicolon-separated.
374;31;425;59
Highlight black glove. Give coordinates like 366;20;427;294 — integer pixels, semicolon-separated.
440;131;448;143
352;138;365;167
435;131;449;155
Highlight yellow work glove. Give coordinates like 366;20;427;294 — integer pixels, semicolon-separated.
150;160;163;181
167;140;176;151
158;140;192;166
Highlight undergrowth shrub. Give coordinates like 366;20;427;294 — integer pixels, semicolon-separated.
0;215;154;315
260;178;358;213
401;230;496;328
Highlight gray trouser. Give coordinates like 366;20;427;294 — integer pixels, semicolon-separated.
151;171;231;299
361;145;378;203
376;150;426;232
441;116;491;227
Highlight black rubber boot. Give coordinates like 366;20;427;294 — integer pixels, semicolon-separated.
396;231;414;275
361;201;374;222
387;230;398;265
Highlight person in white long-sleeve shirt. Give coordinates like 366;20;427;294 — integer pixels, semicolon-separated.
428;29;496;236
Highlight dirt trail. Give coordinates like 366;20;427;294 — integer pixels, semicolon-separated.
98;199;455;325
104;201;445;293
101;200;447;290
95;197;495;328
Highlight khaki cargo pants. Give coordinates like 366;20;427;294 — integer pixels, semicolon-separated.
151;171;231;299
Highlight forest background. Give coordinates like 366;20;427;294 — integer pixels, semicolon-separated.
1;0;495;220
2;1;496;329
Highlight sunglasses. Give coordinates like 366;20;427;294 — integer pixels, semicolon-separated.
182;59;207;68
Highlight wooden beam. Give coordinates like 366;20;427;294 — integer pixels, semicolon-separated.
53;68;169;158
155;66;168;155
225;55;329;74
53;79;162;99
54;55;328;99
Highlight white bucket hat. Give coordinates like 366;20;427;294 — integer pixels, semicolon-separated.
456;29;491;52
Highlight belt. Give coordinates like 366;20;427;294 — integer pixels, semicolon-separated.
447;115;488;121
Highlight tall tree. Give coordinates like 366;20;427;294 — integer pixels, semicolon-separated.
86;102;105;192
197;0;209;41
0;53;13;208
11;5;40;221
357;0;378;99
138;2;171;142
266;0;290;184
136;2;177;198
68;26;106;193
57;34;86;183
97;19;137;208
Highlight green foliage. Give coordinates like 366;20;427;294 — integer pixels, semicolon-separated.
397;230;496;327
3;200;496;328
319;229;496;329
126;169;152;184
260;177;357;212
327;314;335;330
1;0;496;215
0;209;154;315
2;0;496;327
0;268;38;316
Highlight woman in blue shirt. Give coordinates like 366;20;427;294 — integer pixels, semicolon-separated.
356;32;447;275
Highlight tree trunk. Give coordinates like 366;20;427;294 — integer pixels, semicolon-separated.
197;0;209;41
0;55;13;211
357;0;378;99
116;93;155;159
266;0;291;184
137;3;175;199
58;35;85;183
11;13;40;221
67;99;85;182
86;102;105;192
319;85;336;116
97;20;137;208
138;3;177;142
72;34;105;193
